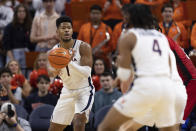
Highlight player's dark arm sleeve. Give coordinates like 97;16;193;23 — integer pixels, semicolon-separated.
168;37;196;84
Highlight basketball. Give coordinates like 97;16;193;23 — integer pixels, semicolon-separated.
48;48;71;69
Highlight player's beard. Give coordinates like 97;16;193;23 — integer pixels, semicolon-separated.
62;38;72;42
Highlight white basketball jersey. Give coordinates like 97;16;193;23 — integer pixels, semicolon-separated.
52;40;92;90
128;28;171;77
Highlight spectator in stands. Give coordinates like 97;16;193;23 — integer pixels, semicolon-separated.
6;60;22;75
24;74;58;114
0;102;31;131
33;52;54;78
112;4;129;54
159;3;189;49
32;0;66;16
172;0;191;30
33;52;47;70
77;4;113;57
0;0;14;30
29;53;51;91
32;0;44;17
92;72;122;113
5;0;20;8
3;4;32;72
29;53;57;91
92;57;109;91
30;0;59;52
172;0;192;47
0;0;14;67
0;68;22;105
191;23;196;50
102;0;130;29
92;58;107;76
54;0;67;15
6;60;31;98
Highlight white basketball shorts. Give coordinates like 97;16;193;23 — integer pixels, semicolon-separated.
114;76;187;128
51;85;95;125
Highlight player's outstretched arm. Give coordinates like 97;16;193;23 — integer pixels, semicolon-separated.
117;32;136;82
79;42;93;68
68;42;93;77
117;32;136;69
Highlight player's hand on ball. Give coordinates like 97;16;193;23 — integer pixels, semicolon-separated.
48;48;71;69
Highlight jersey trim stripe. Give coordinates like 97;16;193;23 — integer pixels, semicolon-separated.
132;57;137;72
81;77;94;112
131;57;138;78
72;39;77;48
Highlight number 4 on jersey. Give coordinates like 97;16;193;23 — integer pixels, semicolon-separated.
153;39;162;56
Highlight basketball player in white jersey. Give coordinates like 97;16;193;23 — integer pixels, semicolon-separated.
117;18;188;131
48;16;95;131
118;49;188;131
98;4;186;131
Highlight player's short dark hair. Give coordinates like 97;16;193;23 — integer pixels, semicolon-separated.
0;68;12;77
126;4;154;29
161;3;173;13
90;4;102;12
100;72;113;79
37;74;50;83
56;16;73;28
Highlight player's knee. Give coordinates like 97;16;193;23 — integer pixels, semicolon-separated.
73;114;86;128
73;120;85;128
48;122;66;131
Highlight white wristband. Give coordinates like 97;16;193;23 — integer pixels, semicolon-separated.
117;67;131;81
69;61;91;77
